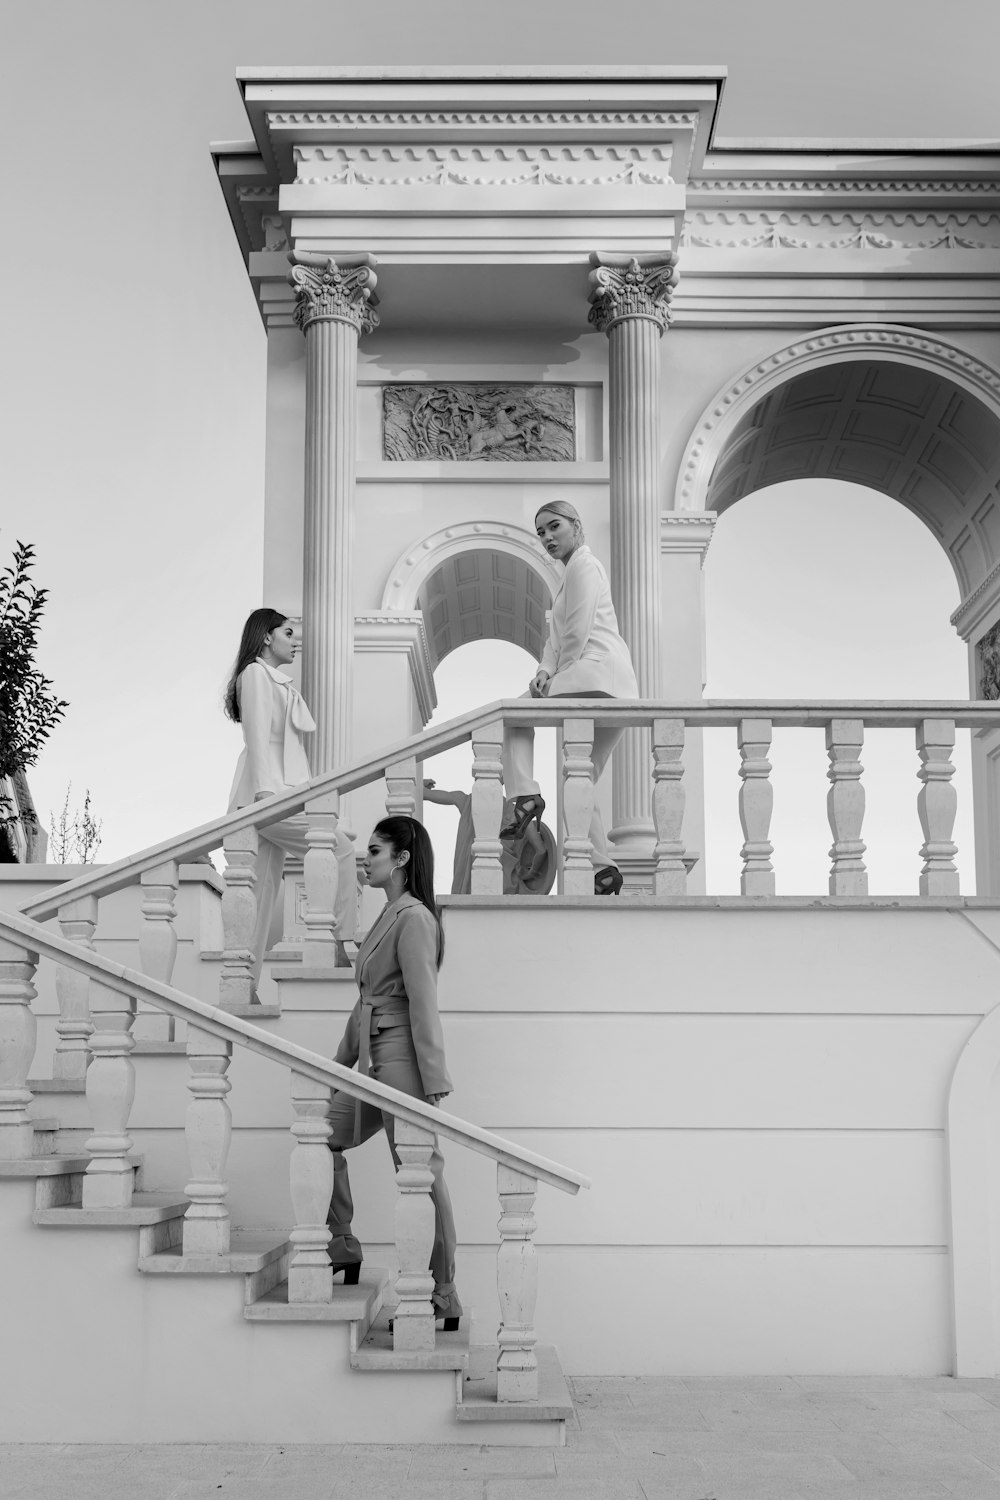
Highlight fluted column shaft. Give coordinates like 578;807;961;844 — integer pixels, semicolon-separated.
289;252;379;775
589;253;678;848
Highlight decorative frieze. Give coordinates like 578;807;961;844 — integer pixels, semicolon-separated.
977;621;1000;699
382;383;575;462
588;252;679;335
680;211;1000;252
288;252;379;335
293;143;673;188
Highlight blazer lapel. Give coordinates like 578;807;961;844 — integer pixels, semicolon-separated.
356;897;409;986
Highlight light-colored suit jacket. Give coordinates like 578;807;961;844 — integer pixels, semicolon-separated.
539;545;639;699
227;659;316;811
335;893;452;1098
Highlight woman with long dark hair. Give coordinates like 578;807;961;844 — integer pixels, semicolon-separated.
501;500;639;895
225;607;357;988
326;815;462;1330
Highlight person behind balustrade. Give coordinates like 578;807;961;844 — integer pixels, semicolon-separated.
224;608;357;991
422;778;556;895
325;815;462;1331
501;500;639;896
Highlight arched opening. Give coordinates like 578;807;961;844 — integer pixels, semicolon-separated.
416;547;550;665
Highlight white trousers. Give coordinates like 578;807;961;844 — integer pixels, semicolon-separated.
501;693;624;870
251;815;357;984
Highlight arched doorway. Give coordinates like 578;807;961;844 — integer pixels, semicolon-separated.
677;325;1000;893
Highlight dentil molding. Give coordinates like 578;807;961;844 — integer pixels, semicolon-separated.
660;513;718;557
688;178;1000;196
272;109;700;130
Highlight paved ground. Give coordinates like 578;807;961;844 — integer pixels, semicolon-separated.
4;1376;1000;1498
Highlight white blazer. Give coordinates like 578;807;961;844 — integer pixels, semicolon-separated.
539;545;639;699
227;659;316;811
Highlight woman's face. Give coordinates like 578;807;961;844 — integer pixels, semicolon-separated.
363;831;403;892
536;510;580;563
264;620;296;667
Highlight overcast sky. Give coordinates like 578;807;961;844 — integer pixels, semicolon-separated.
3;0;996;891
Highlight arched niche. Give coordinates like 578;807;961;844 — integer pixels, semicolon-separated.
381;521;561;665
675;324;1000;602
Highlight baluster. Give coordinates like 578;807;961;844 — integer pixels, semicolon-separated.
182;1026;232;1255
826;719;868;896
139;861;178;1041
385;757;418;818
392;1117;436;1351
470;718;504;895
738;718;775;896
83;979;136;1208
562;716;596;896
917;718;960;895
496;1165;539;1402
302;791;341;966
220;826;258;1010
0;938;39;1160
288;1072;334;1301
652;717;687;897
55;896;96;1080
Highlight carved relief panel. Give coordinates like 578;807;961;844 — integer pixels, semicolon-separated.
382;383;576;462
977;620;1000;699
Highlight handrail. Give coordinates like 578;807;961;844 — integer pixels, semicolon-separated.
22;696;1000;922
0;906;589;1196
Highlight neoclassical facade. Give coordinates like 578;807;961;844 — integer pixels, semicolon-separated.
214;66;1000;884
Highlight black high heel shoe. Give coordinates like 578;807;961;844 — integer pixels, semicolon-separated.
594;865;624;896
331;1261;362;1285
499;794;545;841
388;1314;460;1333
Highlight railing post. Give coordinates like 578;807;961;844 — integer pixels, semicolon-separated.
738;717;775;896
562;715;596;897
917;718;960;895
302;791;342;966
471;718;505;895
220;825;259;1010
385;757;418;818
652;717;687;896
55;896;96;1081
139;861;179;1041
83;978;136;1208
826;719;868;896
392;1117;437;1351
182;1026;232;1255
288;1072;334;1302
496;1164;539;1402
0;938;38;1160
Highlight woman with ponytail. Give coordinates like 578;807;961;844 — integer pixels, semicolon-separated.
325;816;462;1330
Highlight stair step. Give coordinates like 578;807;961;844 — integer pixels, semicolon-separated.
0;1155;92;1178
351;1307;470;1373
457;1344;573;1424
138;1231;291;1275
245;1268;387;1322
33;1191;188;1227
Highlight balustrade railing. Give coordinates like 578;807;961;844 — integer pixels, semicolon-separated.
0;908;588;1398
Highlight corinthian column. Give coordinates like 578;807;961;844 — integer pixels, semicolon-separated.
288;252;379;774
588;252;678;850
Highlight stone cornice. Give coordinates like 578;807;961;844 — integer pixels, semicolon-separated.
660;513;717;557
951;561;1000;642
680;210;1000;252
588;252;680;335
288;251;380;335
354;612;437;723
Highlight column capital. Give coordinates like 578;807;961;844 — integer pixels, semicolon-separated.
587;252;679;336
288;251;380;336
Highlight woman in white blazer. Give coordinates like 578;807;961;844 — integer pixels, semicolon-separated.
502;501;639;895
224;609;357;988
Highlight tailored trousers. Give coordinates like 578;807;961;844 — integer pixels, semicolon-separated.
326;1023;462;1319
502;691;623;868
251;815;357;985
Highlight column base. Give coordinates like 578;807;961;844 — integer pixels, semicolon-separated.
608;819;656;858
612;849;702;894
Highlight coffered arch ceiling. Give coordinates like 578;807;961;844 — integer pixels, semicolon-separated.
417;548;552;667
706;361;1000;597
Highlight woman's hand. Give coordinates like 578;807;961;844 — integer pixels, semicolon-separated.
426;1093;448;1107
528;670;551;699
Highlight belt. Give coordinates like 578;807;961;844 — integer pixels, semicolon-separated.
354;998;410;1145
